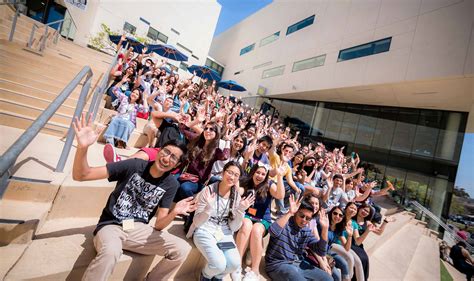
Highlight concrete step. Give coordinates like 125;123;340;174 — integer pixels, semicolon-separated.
0;111;68;137
0;99;73;126
441;259;466;281
0;199;52;246
4;218;206;281
404;235;440;281
1;89;77;116
369;222;425;280
0;243;29;280
0;82;81;107
364;211;413;255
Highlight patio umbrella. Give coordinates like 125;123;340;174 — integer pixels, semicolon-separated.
217;80;246;92
187;65;221;81
148;44;188;61
108;35;147;53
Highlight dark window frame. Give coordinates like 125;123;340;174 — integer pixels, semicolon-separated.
337;37;392;62
286;15;315;35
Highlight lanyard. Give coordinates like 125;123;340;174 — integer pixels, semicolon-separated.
216;184;231;224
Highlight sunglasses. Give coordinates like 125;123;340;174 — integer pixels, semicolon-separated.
297;213;312;221
204;127;216;132
333;212;343;217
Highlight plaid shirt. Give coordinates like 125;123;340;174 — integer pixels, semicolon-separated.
113;87;147;126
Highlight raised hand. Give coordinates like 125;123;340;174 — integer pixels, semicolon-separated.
386;180;395;191
288;194;301;215
238;192;255;211
319;209;329;230
72;112;102;149
345;221;353;237
202;187;216;206
173;197;197;216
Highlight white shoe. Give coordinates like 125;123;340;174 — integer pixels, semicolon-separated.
242;271;259;281
230;267;242;281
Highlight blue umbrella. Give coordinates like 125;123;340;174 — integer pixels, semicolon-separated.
187;65;221;81
148;44;188;61
108;35;147;53
217;80;246;92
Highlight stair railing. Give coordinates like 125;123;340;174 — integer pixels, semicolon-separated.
409;200;473;253
0;67;94;198
2;0;25;42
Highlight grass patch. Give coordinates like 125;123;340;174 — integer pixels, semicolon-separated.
440;260;453;281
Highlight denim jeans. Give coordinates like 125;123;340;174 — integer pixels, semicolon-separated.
266;260;333;281
329;251;350;280
193;228;241;280
177;181;204;201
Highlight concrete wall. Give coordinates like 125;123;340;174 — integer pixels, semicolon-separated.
210;0;474;98
65;0;221;74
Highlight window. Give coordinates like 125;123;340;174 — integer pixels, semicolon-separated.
286;15;315;35
292;54;326;72
171;28;180;35
123;22;136;34
338;37;392;62
234;70;243;75
147;27;168;43
260;31;280;46
192;54;199;60
179;62;188;71
240;43;255;56
262;65;285;79
139;17;150;25
177;43;192;54
253;61;272;70
205;58;224;76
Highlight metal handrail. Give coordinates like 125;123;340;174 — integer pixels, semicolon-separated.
0;66;94;197
409;200;474;253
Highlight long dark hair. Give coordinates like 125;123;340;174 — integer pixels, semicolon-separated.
329;206;345;234
188;122;220;164
220;161;243;221
357;203;374;222
231;133;247;160
343;202;357;227
240;164;270;199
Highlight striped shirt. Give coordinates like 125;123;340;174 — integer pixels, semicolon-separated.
265;217;327;273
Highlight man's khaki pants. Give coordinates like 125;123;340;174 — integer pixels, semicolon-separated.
82;223;192;281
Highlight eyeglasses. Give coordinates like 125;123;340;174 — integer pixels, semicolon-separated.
204;127;216;132
225;169;240;178
297;213;312;221
332;212;343;218
159;148;180;164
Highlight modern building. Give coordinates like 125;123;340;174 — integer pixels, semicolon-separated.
22;0;221;75
209;0;474;220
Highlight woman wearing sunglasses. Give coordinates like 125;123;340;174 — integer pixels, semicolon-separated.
186;161;255;281
327;206;352;281
233;163;286;280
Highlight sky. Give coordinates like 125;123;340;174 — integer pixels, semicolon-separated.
213;0;474;198
455;134;474;197
214;0;273;36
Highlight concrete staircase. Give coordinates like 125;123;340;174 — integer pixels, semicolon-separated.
0;5;445;281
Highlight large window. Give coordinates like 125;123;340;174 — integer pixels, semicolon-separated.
292;54;326;72
262;65;285;79
286;15;315;35
253;61;272;70
240;43;255;56
123;22;136;34
260;31;280;46
338;37;392;62
205;58;224;76
147;27;168;43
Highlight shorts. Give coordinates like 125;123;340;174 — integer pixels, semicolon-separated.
244;214;271;234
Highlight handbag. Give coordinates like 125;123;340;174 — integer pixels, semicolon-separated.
179;172;199;183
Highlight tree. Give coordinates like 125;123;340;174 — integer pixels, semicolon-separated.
454;186;471;199
88;23;120;54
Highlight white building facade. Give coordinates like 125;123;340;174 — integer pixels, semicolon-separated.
210;0;474;221
64;0;221;71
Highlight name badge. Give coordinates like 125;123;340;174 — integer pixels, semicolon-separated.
248;208;257;216
122;219;135;231
214;228;224;241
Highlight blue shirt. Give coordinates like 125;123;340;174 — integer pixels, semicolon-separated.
265;217;328;273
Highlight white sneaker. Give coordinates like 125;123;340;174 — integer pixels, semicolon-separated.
230;267;242;281
242;271;259;281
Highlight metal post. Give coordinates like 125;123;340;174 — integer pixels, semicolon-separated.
66;20;72;41
55;74;93;172
0;170;10;198
9;5;20;42
40;26;48;52
27;25;36;48
54;21;62;44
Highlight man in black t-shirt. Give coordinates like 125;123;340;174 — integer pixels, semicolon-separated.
72;114;196;281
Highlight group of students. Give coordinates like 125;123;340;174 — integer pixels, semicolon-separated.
70;43;399;281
